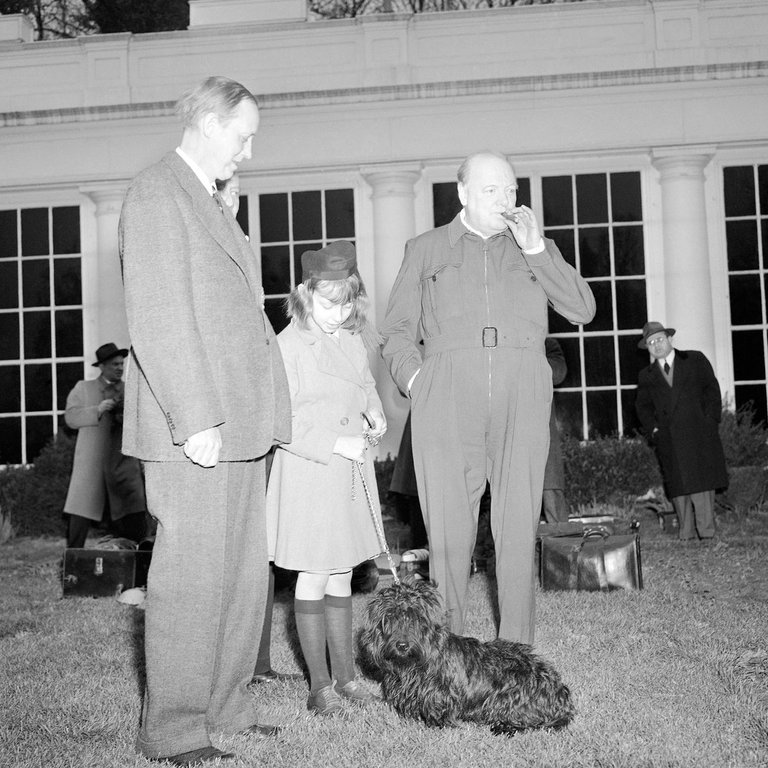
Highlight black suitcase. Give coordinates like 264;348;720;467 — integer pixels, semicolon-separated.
62;548;138;597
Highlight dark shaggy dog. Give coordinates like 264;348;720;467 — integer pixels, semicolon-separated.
357;580;575;735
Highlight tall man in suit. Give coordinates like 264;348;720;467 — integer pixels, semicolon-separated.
119;76;291;765
635;321;728;541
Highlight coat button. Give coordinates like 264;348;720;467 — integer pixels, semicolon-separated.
340;417;349;426
530;273;537;282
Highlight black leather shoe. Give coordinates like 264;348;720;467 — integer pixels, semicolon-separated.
154;746;235;766
240;723;283;738
250;669;303;684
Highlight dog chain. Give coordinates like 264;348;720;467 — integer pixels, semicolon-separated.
352;429;400;584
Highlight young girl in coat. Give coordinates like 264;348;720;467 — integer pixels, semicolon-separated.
266;240;387;715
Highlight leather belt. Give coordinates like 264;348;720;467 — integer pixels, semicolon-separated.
423;327;545;357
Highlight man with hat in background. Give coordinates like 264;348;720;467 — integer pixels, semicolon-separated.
63;342;147;548
635;321;728;541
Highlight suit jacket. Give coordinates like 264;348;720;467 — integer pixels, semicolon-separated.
63;376;145;521
635;349;728;497
118;151;291;461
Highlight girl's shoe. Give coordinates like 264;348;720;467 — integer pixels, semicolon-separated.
338;680;380;704
307;683;344;715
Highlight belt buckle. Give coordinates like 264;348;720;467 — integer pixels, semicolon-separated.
482;327;497;348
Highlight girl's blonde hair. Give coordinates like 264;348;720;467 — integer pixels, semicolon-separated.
286;274;383;349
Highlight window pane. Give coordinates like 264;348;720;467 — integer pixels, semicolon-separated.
735;384;767;427
578;227;610;278
292;191;322;241
729;274;763;325
584;336;616;386
57;362;83;410
726;220;759;271
259;193;288;242
762;220;768;270
21;208;48;257
261;245;290;296
25;363;52;412
588;280;613;332
55;309;82;357
621;390;643;437
0;262;18;308
26;414;53;463
0;417;21;464
52;206;80;254
586;390;618;437
543;176;573;227
547;303;572;335
610;172;642;222
24;311;51;358
264;298;289;335
326;189;355;239
22;260;49;308
293;242;321;290
545;229;575;269
0;367;21;412
723;166;756;217
556;337;582;388
235;195;249;237
615;279;647;330
516;177;531;209
618;334;647;387
732;330;765;380
576;173;608;225
614;225;645;275
759;165;768;216
53;258;81;306
432;182;460;229
0;210;17;259
0;315;19;360
554;391;582;439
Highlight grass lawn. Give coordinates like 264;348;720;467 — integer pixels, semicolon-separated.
1;506;767;768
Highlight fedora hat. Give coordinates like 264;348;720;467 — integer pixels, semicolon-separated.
638;321;675;350
92;342;128;367
301;240;358;282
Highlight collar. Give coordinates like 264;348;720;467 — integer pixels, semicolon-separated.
448;210;515;247
656;349;676;369
175;147;214;195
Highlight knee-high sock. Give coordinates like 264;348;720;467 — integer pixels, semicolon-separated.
325;594;354;687
294;597;330;693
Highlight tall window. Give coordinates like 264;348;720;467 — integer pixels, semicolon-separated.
723;164;768;425
432;171;648;440
258;188;355;334
0;206;83;464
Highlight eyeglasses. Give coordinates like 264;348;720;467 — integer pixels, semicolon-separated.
646;337;669;346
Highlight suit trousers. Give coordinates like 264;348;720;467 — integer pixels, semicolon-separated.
411;347;550;644
137;459;268;759
671;490;716;540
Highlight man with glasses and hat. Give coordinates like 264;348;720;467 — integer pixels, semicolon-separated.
63;342;147;548
635;321;728;542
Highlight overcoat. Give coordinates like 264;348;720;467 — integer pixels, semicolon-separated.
63;376;145;522
266;321;384;572
635;349;728;498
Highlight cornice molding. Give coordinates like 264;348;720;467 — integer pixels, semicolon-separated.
1;61;767;128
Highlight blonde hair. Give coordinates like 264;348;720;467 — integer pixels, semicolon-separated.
286;275;382;349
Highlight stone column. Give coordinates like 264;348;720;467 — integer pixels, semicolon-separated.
81;184;129;349
361;164;422;460
651;149;716;362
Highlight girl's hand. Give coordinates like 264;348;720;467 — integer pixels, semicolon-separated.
363;408;387;440
333;435;366;463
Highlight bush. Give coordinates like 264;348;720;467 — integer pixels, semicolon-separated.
562;434;662;508
719;402;768;468
0;432;75;538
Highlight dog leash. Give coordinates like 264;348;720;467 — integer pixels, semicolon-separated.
353;412;400;584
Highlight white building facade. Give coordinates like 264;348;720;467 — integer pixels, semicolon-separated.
1;0;767;463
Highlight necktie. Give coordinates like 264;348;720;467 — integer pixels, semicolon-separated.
212;190;224;213
663;361;670;375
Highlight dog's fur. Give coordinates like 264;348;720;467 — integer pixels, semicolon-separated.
357;580;575;735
